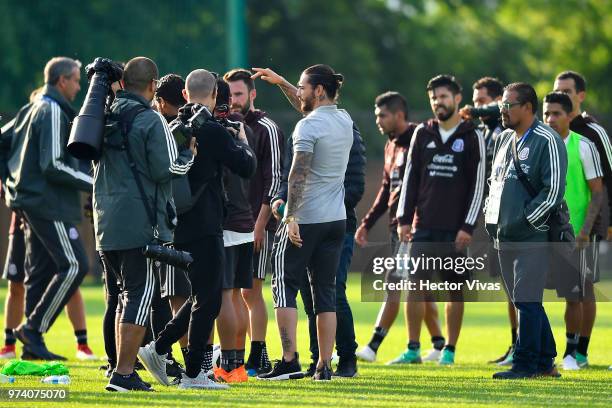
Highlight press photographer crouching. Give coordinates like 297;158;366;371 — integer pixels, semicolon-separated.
91;57;196;392
138;69;257;390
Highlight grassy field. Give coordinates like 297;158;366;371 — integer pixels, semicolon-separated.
0;275;610;407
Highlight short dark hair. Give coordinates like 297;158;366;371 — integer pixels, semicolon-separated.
123;57;159;93
223;68;255;91
375;91;408;119
155;74;186;107
473;77;504;99
556;70;586;93
505;82;538;114
216;78;231;107
544;91;573;114
44;57;82;85
427;74;462;95
303;64;344;100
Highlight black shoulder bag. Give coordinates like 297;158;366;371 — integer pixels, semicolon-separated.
511;137;575;244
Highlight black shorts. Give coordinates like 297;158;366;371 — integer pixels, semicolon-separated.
223;242;254;289
159;263;191;299
252;230;274;280
2;228;25;282
99;248;156;326
271;220;345;314
548;236;599;301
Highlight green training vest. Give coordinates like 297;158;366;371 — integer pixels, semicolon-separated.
564;131;590;234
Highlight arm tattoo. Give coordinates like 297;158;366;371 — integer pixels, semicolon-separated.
278;80;302;113
580;190;603;236
286;151;313;218
280;327;292;353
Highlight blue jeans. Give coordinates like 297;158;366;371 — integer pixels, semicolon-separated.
498;245;556;373
300;233;357;361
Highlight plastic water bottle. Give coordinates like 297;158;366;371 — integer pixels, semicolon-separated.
0;373;15;383
41;375;70;384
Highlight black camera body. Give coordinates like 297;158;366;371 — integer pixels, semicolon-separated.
143;243;193;271
469;102;500;119
67;58;124;160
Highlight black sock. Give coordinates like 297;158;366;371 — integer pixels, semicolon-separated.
408;341;420;351
368;327;388;353
235;349;245;367
444;344;455;353
201;345;213;373
511;327;518;345
564;332;579;357
248;341;265;363
185;348;204;378
221;349;237;372
431;336;445;351
75;329;88;346
5;329;16;346
577;336;590;356
181;347;189;363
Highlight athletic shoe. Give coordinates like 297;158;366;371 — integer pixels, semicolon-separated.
489;345;513;364
245;347;272;376
575;352;589;368
138;341;170;386
105;371;153;392
439;349;455;366
214;365;248;383
497;347;514;366
493;369;535;380
313;363;332;381
100;363;115;378
0;345;16;359
356;345;376;362
422;348;441;362
179;370;229;390
387;348;421;365
304;361;317;377
257;353;305;380
134;360;145;371
76;344;98;361
333;356;358;378
537;365;562;378
166;357;185;378
15;326;66;361
562;354;580;370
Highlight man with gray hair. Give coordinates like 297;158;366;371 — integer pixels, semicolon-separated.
4;56;91;361
138;68;257;390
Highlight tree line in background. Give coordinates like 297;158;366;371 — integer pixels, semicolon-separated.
1;0;610;154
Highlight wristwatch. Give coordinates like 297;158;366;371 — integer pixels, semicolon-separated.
283;215;297;224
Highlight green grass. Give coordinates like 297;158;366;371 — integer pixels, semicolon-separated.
0;275;611;407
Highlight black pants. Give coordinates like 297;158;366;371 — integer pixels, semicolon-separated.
22;212;88;333
498;244;556;374
154;235;224;377
300;232;357;361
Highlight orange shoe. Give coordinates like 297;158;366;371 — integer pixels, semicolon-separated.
228;365;248;383
214;367;232;383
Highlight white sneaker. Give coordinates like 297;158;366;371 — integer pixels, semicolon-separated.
562;355;580;371
422;349;441;362
138;341;171;385
356;345;376;362
179;370;229;390
212;344;221;369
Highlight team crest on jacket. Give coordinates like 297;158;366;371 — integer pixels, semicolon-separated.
69;227;79;240
519;147;529;160
451;139;464;152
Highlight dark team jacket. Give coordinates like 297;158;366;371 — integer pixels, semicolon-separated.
360;123;418;232
174;118;257;244
274;123;366;234
570;112;611;231
397;119;485;234
244;110;284;232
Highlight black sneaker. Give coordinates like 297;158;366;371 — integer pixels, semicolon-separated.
166;357;185;378
134;359;145;371
246;347;272;376
106;371;154;392
132;370;152;388
333;357;358;378
492;369;535;380
304;361;317;377
257;353;305;381
21;343;67;361
313;363;332;381
99;363;116;379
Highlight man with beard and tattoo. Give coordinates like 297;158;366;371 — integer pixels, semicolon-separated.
253;64;353;381
223;68;284;377
395;75;485;365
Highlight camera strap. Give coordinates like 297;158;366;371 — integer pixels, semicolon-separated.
118;104;160;239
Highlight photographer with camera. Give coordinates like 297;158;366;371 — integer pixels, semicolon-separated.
4;57;92;361
138;69;256;390
92;57;195;392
